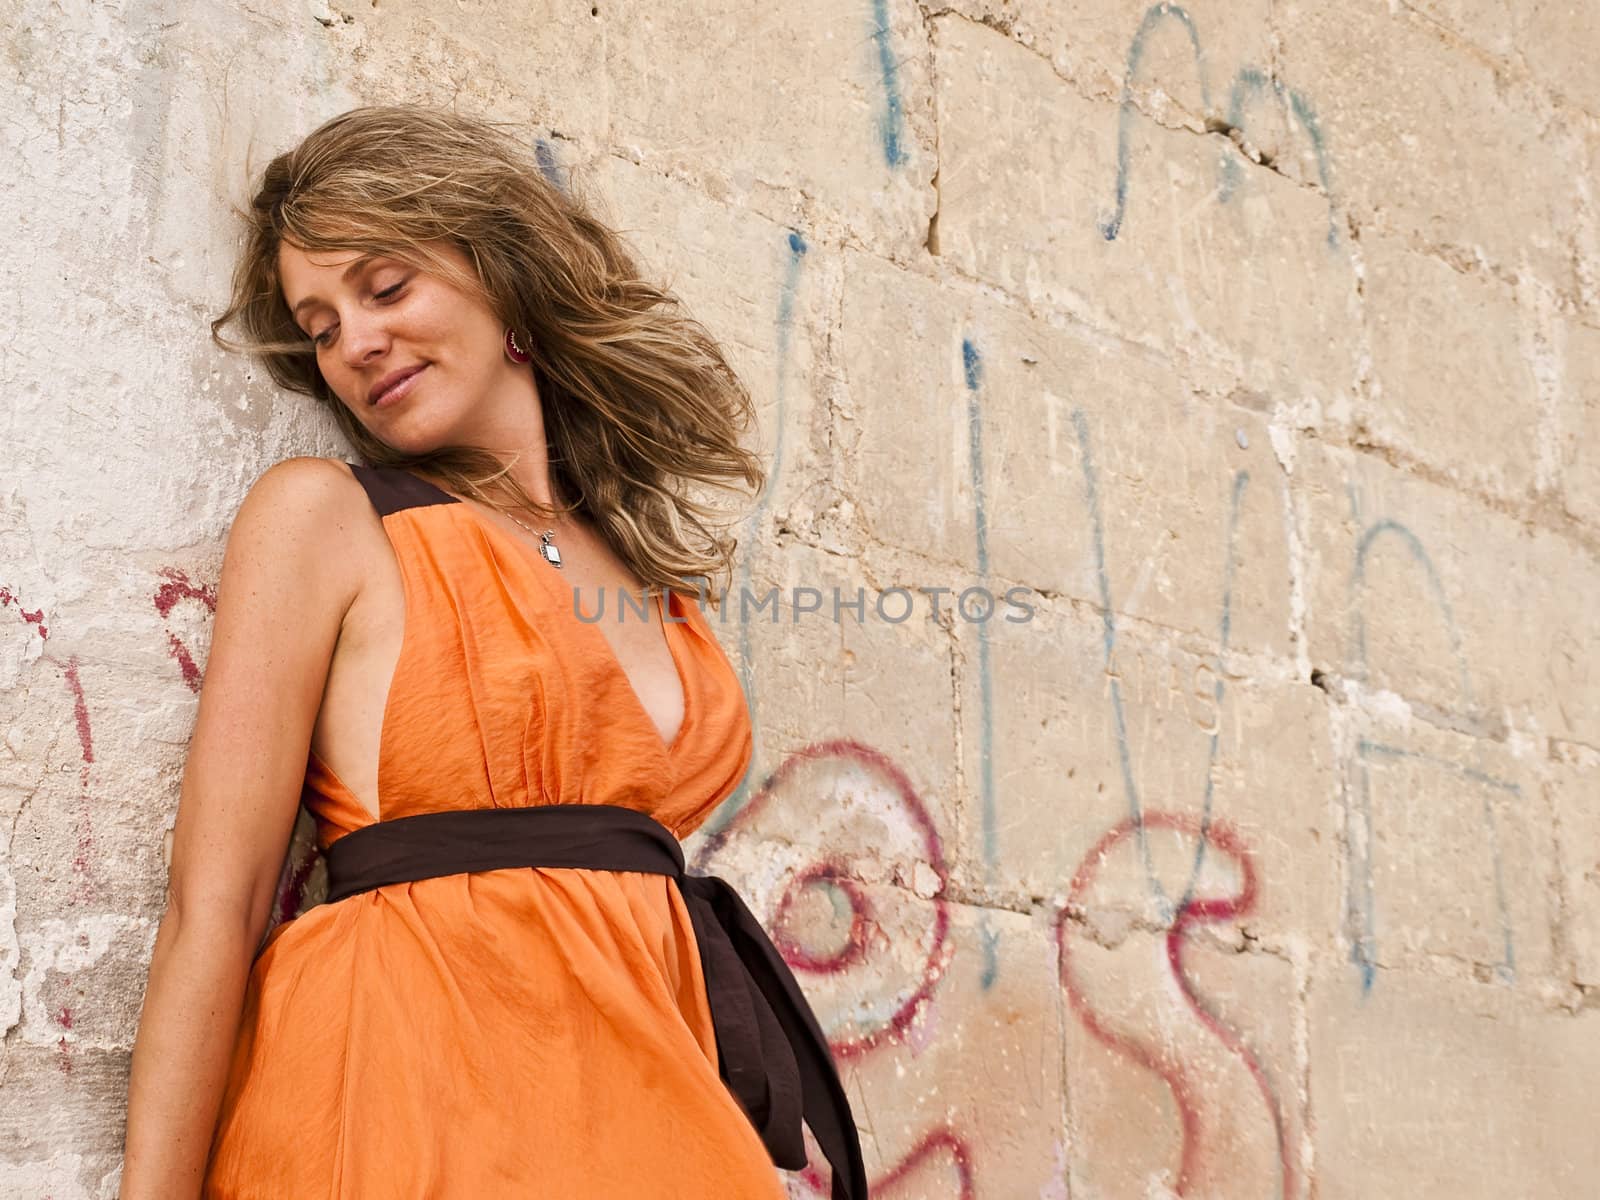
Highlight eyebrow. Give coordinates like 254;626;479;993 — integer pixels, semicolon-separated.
289;253;383;322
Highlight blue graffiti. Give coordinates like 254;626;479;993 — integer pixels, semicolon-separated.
1349;521;1473;703
1342;517;1515;994
1177;468;1249;915
1099;3;1339;249
1074;407;1251;920
700;231;810;844
962;339;1001;986
870;0;910;167
533;137;568;193
1217;67;1339;248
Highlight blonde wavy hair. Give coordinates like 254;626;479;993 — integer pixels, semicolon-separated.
210;103;765;603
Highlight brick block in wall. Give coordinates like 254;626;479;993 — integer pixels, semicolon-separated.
1581;124;1600;324
667;540;964;850
1513;5;1600;116
1309;970;1600;1195
1333;712;1558;992
1275;0;1585;301
843;902;1068;1197
1298;440;1600;746
1355;226;1547;505
930;12;1363;416
1061;929;1308;1198
603;0;937;257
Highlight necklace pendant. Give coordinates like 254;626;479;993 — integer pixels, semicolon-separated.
539;531;563;568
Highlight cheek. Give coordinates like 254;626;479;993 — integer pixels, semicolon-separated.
316;362;366;415
412;296;498;362
316;361;350;398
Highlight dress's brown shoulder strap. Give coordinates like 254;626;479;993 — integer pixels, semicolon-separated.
346;462;460;517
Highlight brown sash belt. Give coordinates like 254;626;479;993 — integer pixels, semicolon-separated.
322;804;868;1200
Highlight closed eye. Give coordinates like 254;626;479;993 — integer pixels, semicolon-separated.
311;282;407;348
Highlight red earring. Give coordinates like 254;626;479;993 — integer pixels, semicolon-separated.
505;327;531;364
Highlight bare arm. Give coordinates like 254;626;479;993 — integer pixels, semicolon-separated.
120;458;364;1199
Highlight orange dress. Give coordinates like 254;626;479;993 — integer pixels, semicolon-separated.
202;464;788;1198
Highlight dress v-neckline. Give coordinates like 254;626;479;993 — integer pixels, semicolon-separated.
450;498;695;758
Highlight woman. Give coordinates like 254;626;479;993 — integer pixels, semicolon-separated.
121;104;865;1199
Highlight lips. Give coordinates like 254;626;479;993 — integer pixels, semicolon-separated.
370;364;426;406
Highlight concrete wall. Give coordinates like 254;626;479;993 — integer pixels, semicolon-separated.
3;1;1597;1196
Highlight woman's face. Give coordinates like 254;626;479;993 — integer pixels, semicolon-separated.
276;238;515;452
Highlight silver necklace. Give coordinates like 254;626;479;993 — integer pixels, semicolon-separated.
495;506;564;569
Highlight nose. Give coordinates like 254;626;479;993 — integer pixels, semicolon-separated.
338;306;390;368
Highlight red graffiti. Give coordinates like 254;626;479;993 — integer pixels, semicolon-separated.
771;860;874;973
59;657;98;904
1055;812;1292;1198
7;586;100;899
867;1127;976;1199
62;656;94;766
55;1006;75;1075
154;567;218;694
0;583;49;639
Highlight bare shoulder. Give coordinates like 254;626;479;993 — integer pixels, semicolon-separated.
229;456;380;604
242;454;365;507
